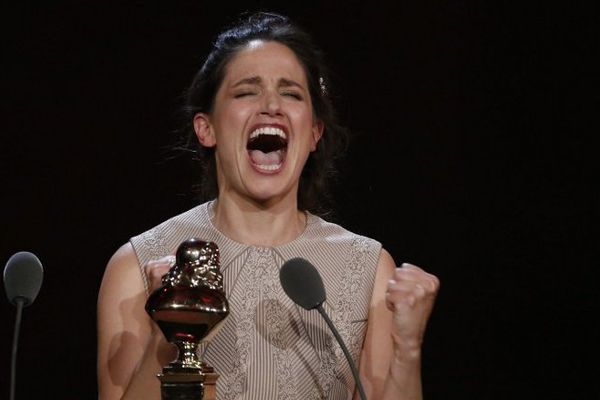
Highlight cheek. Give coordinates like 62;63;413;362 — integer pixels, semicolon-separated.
212;107;244;140
290;105;315;127
293;109;319;146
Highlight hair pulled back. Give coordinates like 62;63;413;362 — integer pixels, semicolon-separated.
179;12;349;216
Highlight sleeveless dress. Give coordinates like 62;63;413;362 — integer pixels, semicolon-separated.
130;201;382;400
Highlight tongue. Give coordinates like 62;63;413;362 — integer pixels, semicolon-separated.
249;150;283;166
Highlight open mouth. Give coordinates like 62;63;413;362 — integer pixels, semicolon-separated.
247;126;288;171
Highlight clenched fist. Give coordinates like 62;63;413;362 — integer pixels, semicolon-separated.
386;263;439;354
144;255;176;293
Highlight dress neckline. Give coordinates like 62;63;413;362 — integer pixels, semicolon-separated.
201;200;316;252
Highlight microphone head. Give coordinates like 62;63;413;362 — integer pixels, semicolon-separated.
280;257;326;310
4;251;44;306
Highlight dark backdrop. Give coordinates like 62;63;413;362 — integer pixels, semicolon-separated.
1;2;596;399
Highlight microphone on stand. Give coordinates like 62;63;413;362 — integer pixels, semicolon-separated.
4;251;44;400
279;257;367;400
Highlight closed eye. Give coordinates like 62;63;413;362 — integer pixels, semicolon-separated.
282;91;303;100
234;91;257;98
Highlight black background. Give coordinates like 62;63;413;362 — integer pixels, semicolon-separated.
1;1;597;399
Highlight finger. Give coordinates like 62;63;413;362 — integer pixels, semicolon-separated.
395;264;440;292
159;255;176;265
147;255;176;267
147;265;170;286
145;263;170;280
147;263;171;277
145;255;176;272
386;279;427;308
145;257;176;289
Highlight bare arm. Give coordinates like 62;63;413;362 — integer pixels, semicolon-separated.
358;249;439;400
97;243;175;400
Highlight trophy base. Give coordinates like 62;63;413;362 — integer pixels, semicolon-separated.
158;370;219;400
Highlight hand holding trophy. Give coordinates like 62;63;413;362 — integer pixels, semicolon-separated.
145;238;229;400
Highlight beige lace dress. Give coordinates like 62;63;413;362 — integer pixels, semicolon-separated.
130;201;381;400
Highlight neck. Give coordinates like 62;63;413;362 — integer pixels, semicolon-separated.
210;197;306;247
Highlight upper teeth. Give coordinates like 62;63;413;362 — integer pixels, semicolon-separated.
249;127;286;140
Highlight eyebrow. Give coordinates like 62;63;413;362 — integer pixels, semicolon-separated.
232;76;262;87
279;78;303;89
231;76;304;89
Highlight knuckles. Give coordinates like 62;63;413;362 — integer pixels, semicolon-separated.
386;265;440;309
144;257;175;290
393;264;440;295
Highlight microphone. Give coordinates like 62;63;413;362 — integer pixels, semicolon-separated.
4;251;44;400
280;257;367;400
4;251;44;306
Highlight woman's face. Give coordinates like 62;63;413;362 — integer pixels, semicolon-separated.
194;40;323;206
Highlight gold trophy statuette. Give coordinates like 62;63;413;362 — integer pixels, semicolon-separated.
145;238;229;400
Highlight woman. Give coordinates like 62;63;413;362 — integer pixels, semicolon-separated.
97;12;439;400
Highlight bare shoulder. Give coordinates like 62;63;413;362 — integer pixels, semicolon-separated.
97;243;152;397
358;247;397;397
373;248;397;292
105;242;139;275
99;243;144;296
97;242;146;324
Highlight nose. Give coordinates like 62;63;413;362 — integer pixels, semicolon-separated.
260;89;283;116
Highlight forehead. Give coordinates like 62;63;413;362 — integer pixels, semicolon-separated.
222;40;308;85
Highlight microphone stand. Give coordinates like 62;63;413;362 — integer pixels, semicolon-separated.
10;297;25;400
316;305;367;400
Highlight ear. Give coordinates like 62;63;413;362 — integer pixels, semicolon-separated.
310;120;324;152
193;113;216;147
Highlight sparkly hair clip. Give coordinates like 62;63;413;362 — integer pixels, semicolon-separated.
319;76;327;96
